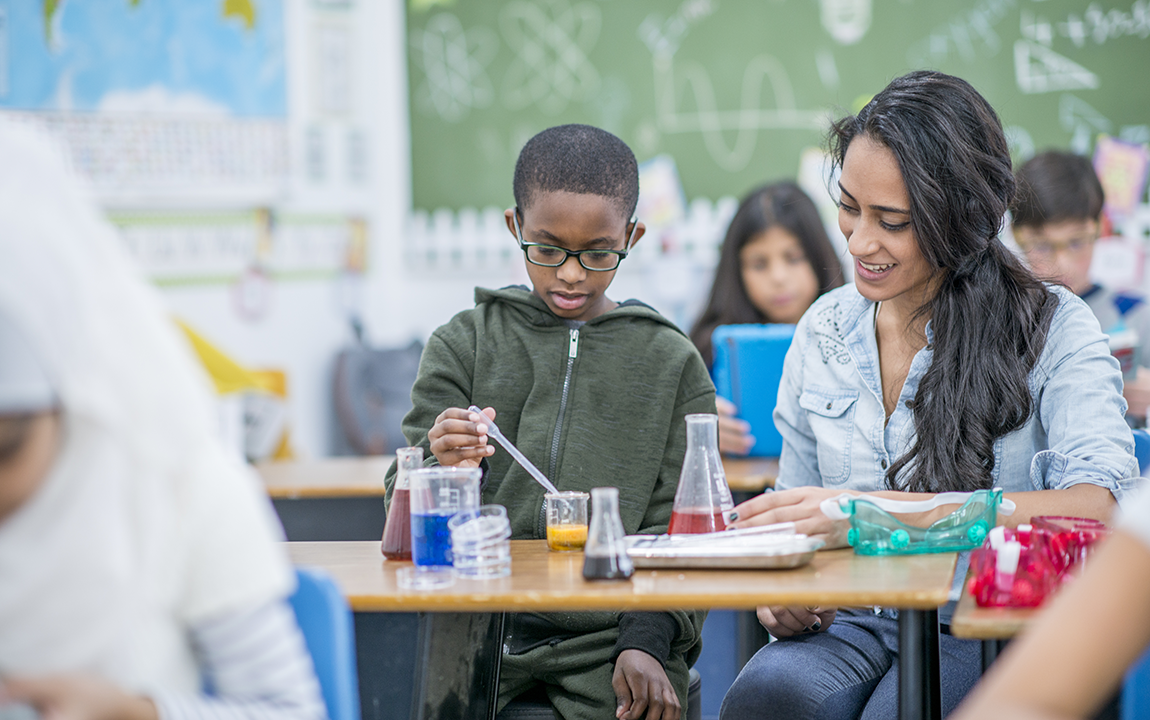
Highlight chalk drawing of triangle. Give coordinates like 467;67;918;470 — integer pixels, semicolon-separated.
1014;40;1099;94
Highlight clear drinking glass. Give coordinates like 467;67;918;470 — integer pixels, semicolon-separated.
669;413;733;534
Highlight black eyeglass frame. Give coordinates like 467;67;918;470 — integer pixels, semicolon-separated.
512;208;638;272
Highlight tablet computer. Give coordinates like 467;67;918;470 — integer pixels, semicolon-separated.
711;324;796;457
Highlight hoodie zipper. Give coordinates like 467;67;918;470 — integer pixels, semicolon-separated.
538;327;580;537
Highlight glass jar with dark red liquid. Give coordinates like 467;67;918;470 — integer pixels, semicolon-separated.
381;446;424;560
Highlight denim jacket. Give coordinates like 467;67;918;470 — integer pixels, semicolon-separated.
774;283;1140;503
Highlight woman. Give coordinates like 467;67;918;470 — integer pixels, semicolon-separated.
0;122;325;719
719;71;1138;719
689;182;843;455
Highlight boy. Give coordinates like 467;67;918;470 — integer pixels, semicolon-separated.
386;124;714;720
1013;150;1150;419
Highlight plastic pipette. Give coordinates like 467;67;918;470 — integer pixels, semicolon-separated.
467;405;560;495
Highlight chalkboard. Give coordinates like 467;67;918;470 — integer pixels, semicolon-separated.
405;0;1150;212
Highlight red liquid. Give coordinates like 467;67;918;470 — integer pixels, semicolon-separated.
668;508;726;534
381;487;412;560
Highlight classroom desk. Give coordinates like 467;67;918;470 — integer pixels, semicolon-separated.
949;579;1034;671
258;456;393;541
722;456;778;494
288;540;957;720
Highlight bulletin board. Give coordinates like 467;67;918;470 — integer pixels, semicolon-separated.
405;0;1150;211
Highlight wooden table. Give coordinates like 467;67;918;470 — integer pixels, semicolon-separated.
722;456;778;493
289;540;957;720
949;579;1035;671
258;456;394;541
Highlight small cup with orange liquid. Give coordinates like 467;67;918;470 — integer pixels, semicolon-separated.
545;491;590;552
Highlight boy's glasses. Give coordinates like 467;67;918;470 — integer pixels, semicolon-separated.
1017;234;1098;259
513;209;637;272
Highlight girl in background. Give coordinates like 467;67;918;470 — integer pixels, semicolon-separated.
689;181;843;455
0;122;325;720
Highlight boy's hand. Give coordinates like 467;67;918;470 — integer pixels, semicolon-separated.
427;407;497;468
612;649;680;720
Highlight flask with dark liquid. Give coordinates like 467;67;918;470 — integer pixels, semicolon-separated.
381;446;424;560
582;487;634;580
668;413;733;534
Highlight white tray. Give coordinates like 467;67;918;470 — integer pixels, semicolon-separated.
624;529;824;570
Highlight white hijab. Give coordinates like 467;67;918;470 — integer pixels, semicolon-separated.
0;122;293;693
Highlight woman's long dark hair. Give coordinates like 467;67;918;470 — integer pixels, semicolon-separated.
689;181;843;366
830;71;1059;493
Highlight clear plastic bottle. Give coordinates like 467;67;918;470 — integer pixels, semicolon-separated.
582;487;634;580
381;446;424;560
668;413;733;534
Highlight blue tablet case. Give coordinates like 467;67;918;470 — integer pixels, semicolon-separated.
711;324;796;457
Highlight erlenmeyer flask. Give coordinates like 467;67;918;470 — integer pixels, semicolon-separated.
583;487;634;580
668;413;733;534
381;446;424;560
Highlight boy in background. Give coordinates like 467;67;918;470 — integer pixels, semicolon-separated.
1013;150;1150;419
387;124;714;720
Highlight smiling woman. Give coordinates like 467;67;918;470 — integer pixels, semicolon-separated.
719;71;1137;720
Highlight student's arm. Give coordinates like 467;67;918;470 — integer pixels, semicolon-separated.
3;600;326;720
385;322;479;508
951;530;1150;720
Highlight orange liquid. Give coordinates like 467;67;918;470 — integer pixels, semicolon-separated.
547;523;588;552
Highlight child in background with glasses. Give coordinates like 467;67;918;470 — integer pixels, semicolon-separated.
1013;150;1150;420
385;124;715;720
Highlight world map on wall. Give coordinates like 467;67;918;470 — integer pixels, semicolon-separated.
2;0;286;117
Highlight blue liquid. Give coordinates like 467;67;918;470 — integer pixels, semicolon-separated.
412;510;454;567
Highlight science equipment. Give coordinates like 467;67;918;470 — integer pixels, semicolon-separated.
467;405;559;495
381;446;424;560
404;466;481;589
583;487;634;580
546;491;590;552
449;505;512;578
626;522;824;569
820;488;1016;555
669;413;733;534
968;525;1061;608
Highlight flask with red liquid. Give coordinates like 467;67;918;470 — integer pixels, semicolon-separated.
381;446;424;560
668;413;733;534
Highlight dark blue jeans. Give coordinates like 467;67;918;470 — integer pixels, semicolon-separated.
720;609;981;720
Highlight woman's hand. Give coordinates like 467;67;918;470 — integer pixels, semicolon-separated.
1;674;158;720
612;649;680;720
427;407;496;468
716;397;755;456
726;486;856;548
756;605;838;638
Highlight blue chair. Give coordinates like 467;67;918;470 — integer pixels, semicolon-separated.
1124;646;1150;720
290;567;361;720
1133;428;1150;477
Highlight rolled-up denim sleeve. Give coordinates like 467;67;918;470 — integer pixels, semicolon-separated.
1032;293;1141;504
774;316;823;490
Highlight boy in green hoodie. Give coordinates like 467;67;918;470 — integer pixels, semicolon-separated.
387;124;715;720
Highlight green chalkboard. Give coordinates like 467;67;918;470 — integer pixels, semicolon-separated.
406;0;1150;211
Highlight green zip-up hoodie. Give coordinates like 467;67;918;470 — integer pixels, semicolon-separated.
385;285;716;674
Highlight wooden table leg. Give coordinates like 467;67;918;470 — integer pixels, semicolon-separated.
898;608;941;720
410;612;506;720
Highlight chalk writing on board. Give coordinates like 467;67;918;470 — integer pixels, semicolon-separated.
410;13;497;123
639;8;826;173
1060;94;1113;154
819;0;872;46
500;0;601;114
906;0;1014;68
1061;2;1150;47
1014;39;1099;93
